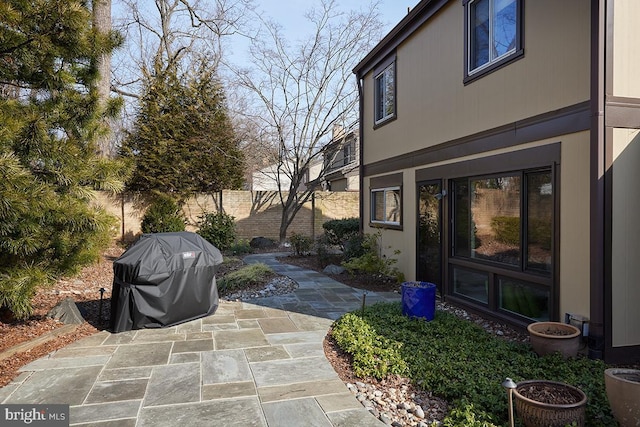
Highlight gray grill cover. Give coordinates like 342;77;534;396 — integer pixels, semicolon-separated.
110;232;222;333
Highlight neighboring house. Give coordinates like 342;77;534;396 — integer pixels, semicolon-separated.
251;161;321;192
320;123;360;191
354;0;640;363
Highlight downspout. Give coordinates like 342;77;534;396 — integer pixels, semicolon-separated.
357;76;365;234
588;0;606;360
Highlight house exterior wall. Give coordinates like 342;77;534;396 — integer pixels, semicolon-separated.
611;128;640;347
612;1;640;98
362;0;590;166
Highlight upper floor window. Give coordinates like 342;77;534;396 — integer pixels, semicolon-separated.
374;56;396;126
464;0;523;83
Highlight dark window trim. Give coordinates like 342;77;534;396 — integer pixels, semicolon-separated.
462;0;525;85
369;172;403;229
373;53;397;128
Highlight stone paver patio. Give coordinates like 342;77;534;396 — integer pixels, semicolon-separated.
0;253;400;426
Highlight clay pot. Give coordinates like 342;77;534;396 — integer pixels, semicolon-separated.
604;368;640;426
527;321;581;358
513;380;587;427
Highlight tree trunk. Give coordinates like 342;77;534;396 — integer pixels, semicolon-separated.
93;0;112;157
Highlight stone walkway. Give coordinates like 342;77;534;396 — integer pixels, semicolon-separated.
0;253;401;426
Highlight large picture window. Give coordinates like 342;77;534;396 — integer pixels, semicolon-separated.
464;0;523;82
451;168;553;320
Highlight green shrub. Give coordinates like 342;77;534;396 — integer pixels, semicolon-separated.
141;194;186;233
217;263;273;295
322;217;360;249
341;232;404;282
289;232;313;256
0;265;51;320
343;233;367;261
197;211;237;250
331;302;615;426
491;216;520;245
228;239;252;255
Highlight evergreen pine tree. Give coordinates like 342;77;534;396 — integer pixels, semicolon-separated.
0;0;125;319
122;60;244;202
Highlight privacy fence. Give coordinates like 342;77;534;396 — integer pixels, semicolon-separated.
93;190;360;242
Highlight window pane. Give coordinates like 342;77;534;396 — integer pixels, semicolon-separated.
375;74;385;121
372;191;385;221
527;171;552;273
454;179;471;258
384;68;395;117
385;189;400;223
471;176;521;266
499;278;549;321
470;0;490;70
492;0;516;58
453;266;488;303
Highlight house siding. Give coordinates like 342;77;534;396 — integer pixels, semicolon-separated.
612;1;640;98
362;0;590;166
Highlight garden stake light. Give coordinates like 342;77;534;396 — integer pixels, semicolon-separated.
502;377;517;427
361;291;367;315
98;287;106;321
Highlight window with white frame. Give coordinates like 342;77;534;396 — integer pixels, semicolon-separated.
371;187;401;225
374;61;396;125
465;0;522;81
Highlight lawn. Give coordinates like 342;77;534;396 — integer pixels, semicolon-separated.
331;302;616;427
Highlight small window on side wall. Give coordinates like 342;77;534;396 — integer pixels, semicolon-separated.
374;59;396;126
371;187;401;226
464;0;523;83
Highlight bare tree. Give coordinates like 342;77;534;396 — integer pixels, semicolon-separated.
232;0;383;242
93;0;115;156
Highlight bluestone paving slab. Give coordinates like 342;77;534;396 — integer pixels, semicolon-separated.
170;352;200;364
237;319;260;329
176;319;202;332
84;379;148;404
316;393;363;412
202;314;236;324
326;409;386;427
70;400;141;424
143;362;200;407
214;328;268;349
171;339;213;353
257;317;299;333
6;366;102;404
98;367;152;381
203;323;238;331
186;331;212;340
106;342;172;369
130;332;185;343
235;308;269;319
257;379;348;403
250;356;337;387
202;381;256;400
262;397;333;427
288;312;335;330
51;345;116;358
65;331;109;348
20;355;110;371
137;398;267;427
103;331;136;345
201;349;252;384
0;383;17;403
284;342;324;358
266;330;327;345
243;345;290;362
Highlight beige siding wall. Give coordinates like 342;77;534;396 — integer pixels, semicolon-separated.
94;191;359;242
364;133;592;320
611;128;640;347
558;132;591;320
362;0;590;165
612;1;640;98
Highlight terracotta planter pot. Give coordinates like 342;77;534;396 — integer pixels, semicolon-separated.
604;368;640;426
513;380;587;427
527;321;581;358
